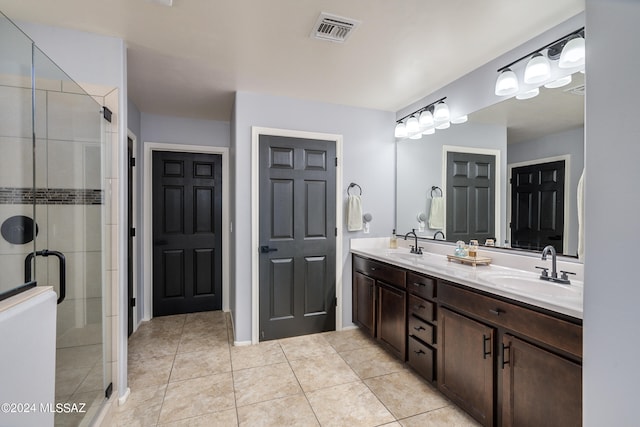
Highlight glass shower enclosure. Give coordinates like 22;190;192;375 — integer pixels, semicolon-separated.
0;12;112;426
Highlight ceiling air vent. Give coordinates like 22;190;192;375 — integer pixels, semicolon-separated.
311;12;361;43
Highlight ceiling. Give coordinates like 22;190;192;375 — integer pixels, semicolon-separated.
0;0;585;122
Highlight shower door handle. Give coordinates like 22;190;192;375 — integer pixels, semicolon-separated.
25;249;66;304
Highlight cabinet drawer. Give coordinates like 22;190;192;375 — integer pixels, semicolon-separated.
353;256;405;288
406;272;436;300
408;294;435;322
439;282;582;359
408;315;435;345
408;337;435;382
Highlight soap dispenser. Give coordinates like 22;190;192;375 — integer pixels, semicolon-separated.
389;229;398;249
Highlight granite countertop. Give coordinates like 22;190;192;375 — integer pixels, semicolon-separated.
351;245;583;320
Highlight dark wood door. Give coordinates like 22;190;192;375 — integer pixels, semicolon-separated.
502;334;582;427
510;160;565;253
438;307;494;427
353;271;375;336
446;152;496;243
259;135;336;341
127;137;134;336
152;151;222;316
377;282;406;360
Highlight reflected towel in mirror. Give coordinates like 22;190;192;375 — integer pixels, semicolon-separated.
347;195;363;231
428;197;444;230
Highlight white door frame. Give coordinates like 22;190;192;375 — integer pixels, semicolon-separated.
442;145;502;244
251;127;343;345
142;142;230;320
507;154;571;254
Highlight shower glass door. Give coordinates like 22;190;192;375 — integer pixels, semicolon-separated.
1;12;112;426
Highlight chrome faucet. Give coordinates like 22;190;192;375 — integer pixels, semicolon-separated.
404;229;422;254
537;245;575;284
433;231;445;240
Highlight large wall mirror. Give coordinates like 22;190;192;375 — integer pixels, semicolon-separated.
396;71;584;258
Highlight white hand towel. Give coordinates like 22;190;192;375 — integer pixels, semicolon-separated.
347;195;363;231
428;197;445;230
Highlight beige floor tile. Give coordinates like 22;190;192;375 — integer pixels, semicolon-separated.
177;328;229;353
170;347;231;382
128;355;174;389
399;405;481;427
56;344;102;368
129;333;181;361
290;352;360;392
340;345;404;379
158;373;235;424
230;341;286;371
115;384;167;427
233;362;302;407
322;328;376;353
365;370;449;419
55;364;92;396
278;334;337;361
158;408;238;426
307;381;395;427
237;394;319;427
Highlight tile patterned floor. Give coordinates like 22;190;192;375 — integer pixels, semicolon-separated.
116;311;480;426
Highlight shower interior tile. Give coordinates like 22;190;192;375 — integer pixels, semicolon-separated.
47;139;86;189
85;297;103;324
0;74;31;89
0;253;31;293
84;250;103;299
0;86;47;138
0;136;48;188
83;143;102;190
47;91;102;143
84;205;103;252
48;251;85;300
47;205;86;252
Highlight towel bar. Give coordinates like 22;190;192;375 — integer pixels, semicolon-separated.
348;182;362;196
431;186;442;198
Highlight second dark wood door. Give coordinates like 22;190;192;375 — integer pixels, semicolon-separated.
152;151;222;316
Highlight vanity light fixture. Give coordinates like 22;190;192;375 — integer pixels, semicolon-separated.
451;115;468;124
516;87;539;100
395;96;453;140
544;74;572;89
494;27;585;96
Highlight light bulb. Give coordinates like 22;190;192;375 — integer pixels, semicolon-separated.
559;36;585;69
406;116;419;134
433;102;450;124
495;68;519;96
435;121;450;130
394;122;407;138
422;127;435;135
516;87;540;100
524;53;551;84
451;115;468;124
409;132;422;140
419;110;434;130
544;75;572;89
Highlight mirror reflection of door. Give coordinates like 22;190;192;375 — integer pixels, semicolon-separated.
510;160;565;253
445;152;496;244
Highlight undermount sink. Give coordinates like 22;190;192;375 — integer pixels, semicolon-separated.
386;251;423;260
479;272;582;299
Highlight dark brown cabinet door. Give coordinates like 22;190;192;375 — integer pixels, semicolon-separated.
377;282;406;360
502;334;582;427
353;271;375;336
438;307;494;427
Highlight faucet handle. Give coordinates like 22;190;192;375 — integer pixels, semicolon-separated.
417;246;424;255
535;266;549;278
560;270;576;281
409;245;415;253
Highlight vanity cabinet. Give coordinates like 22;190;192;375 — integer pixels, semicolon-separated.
438;280;582;427
406;272;438;382
352;255;406;360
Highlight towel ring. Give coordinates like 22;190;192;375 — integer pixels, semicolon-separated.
347;183;362;196
431;186;442;198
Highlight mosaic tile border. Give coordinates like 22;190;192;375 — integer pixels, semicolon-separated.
0;187;103;205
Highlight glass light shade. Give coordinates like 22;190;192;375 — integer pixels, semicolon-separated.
394;122;407;138
495;68;519;96
409;132;422;140
433;102;450;124
422;127;435;135
524;53;551;84
451;115;468;124
435;121;450;130
516;87;540;100
544;75;572;89
559;36;585;69
406;116;420;134
419;110;434;129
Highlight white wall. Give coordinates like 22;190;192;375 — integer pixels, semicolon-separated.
232;91;395;342
583;0;640;424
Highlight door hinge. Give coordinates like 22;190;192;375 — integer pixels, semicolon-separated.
131;297;136;307
335;297;337;307
102;106;113;123
335;227;338;236
335;157;338;167
130;227;136;237
130;157;136;167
